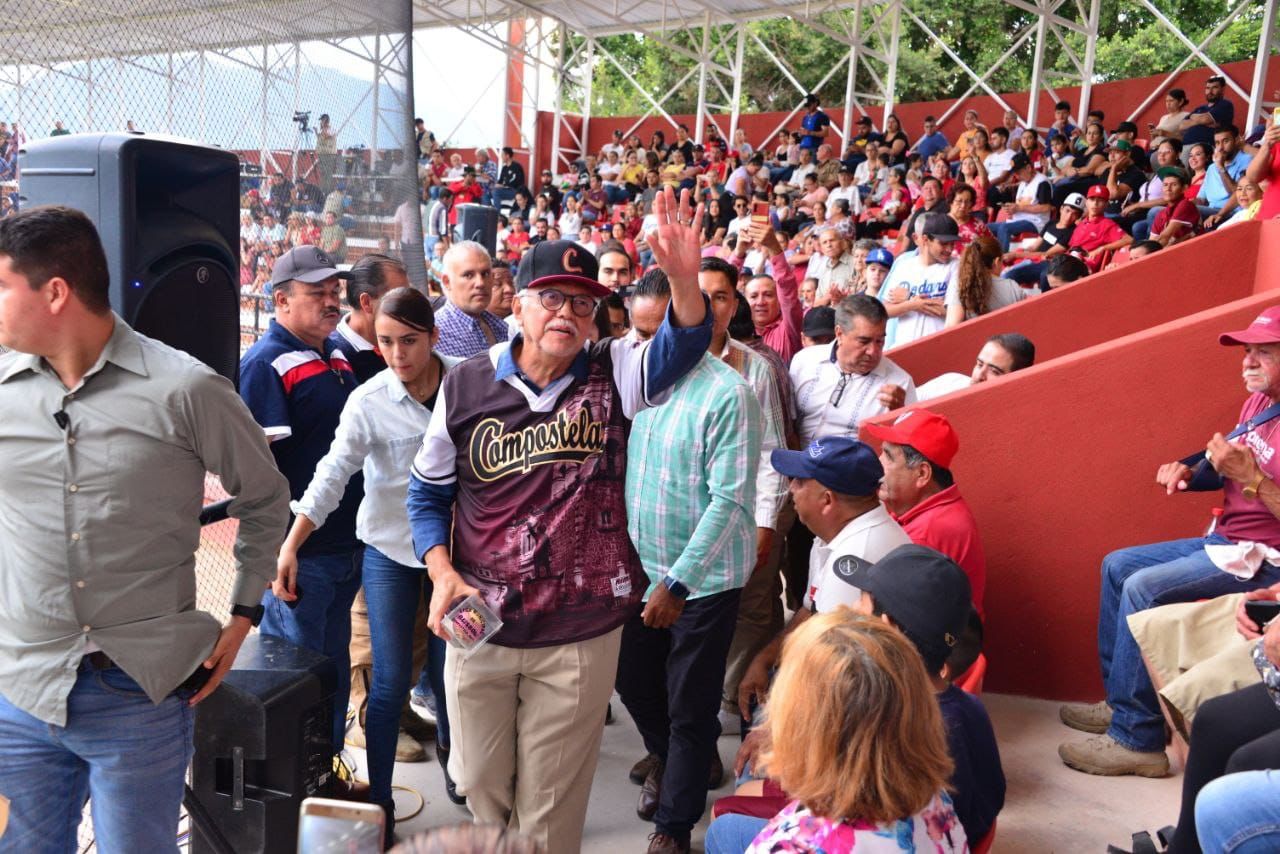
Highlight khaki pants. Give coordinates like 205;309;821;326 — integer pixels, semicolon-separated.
1129;593;1259;739
444;627;622;853
349;586;432;730
721;501;790;713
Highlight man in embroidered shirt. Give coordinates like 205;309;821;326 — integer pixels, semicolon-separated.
698;258;792;740
1059;307;1280;778
434;240;510;358
405;189;712;853
791;294;914;446
239;245;364;762
619;269;762;854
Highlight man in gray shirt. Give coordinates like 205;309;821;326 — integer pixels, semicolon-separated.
0;206;290;852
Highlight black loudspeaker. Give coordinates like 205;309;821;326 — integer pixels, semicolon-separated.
18;133;240;382
189;633;337;854
456;202;499;257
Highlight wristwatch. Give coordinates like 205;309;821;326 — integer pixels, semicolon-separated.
662;575;690;599
231;603;265;626
1244;472;1268;501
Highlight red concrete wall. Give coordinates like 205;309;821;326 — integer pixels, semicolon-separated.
860;221;1280;700
887;221;1269;381
536;55;1278;171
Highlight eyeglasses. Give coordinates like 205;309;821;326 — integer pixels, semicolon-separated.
829;372;852;407
523;288;599;317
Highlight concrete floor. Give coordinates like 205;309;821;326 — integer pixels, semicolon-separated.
357;692;1183;853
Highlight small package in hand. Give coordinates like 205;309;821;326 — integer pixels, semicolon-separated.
443;594;503;652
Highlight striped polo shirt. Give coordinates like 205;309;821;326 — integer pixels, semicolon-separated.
240;320;363;556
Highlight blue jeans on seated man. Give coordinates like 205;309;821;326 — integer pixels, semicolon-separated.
1098;535;1280;753
261;546;364;751
0;661;194;854
1196;770;1280;852
990;218;1042;252
1131;206;1164;242
361;546;449;806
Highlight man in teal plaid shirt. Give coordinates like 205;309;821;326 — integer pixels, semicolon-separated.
618;269;762;854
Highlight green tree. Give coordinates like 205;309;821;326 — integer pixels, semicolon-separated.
556;0;1263;118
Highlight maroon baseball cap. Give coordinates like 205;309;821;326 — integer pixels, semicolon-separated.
862;409;960;469
515;239;609;297
1220;307;1280;346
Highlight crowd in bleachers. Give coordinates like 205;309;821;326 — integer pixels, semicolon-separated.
5;71;1280;854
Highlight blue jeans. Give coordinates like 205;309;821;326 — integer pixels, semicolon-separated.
261;547;364;751
990;218;1042;252
1197;771;1280;852
0;661;194;854
361;546;448;805
1131;206;1163;242
1003;259;1046;289
1098;535;1280;752
705;813;769;854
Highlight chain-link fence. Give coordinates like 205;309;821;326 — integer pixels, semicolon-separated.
1;0;425;347
1;2;417;849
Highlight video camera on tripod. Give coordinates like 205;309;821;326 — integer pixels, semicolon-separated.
292;111;311;133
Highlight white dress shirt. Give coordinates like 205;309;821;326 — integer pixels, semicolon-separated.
293;360;457;568
790;342;917;444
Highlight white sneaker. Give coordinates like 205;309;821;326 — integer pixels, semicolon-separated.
718;708;741;737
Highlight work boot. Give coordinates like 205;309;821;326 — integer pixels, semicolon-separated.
1059;700;1113;734
1058;734;1170;777
399;702;436;743
344;726;427;763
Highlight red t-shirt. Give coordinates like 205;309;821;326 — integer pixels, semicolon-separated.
1068;215;1126;252
1152;197;1200;239
893;485;987;613
1216;393;1280;548
447;181;485;224
1258;144;1280;221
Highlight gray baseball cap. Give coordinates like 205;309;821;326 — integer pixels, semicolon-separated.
270;245;350;287
920;212;960;243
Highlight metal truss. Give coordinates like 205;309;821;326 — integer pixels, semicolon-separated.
457;0;1275;169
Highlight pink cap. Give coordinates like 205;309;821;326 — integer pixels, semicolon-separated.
1220;306;1280;346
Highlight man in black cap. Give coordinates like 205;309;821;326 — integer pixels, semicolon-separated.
406;187;713;853
849;544;1005;845
239;246;367;793
881;211;959;348
799;94;832;153
801;305;835;347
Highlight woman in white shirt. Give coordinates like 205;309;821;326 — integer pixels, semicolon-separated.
945;234;1028;325
273;287;456;831
558;195;583;236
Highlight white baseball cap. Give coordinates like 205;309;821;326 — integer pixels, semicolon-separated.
1063;192;1085;211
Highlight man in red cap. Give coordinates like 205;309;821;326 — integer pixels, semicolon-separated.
406;187;712;853
1058;307;1280;777
863;409;987;613
1063;184;1133;271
